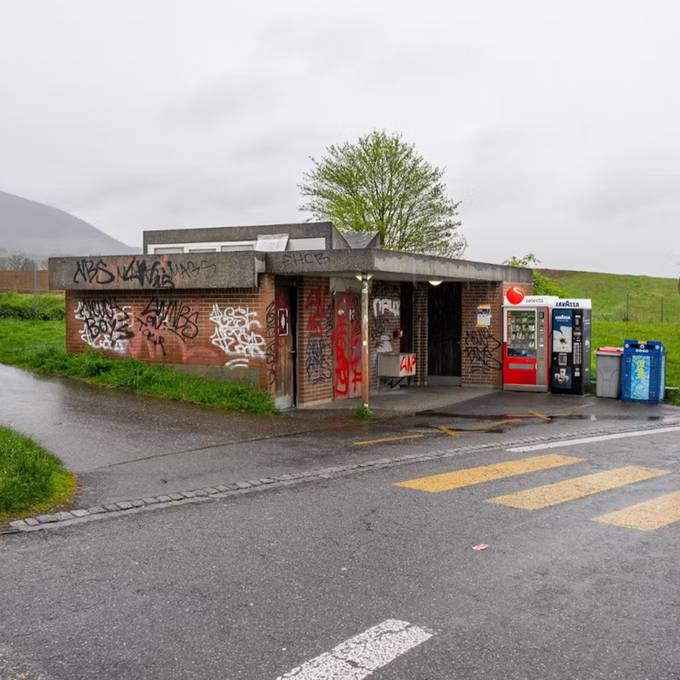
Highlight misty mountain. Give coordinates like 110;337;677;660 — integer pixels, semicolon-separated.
0;190;136;259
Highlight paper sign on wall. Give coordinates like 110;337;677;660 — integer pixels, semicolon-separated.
476;304;491;328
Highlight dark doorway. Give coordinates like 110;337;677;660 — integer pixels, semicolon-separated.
400;282;414;352
274;280;297;409
427;282;462;383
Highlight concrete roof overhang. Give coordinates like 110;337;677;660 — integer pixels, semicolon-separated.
49;251;265;290
267;249;532;284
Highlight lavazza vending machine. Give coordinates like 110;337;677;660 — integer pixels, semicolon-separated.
550;299;592;395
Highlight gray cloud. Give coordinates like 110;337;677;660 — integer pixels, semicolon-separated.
0;0;678;276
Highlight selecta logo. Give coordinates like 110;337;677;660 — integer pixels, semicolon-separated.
506;286;526;305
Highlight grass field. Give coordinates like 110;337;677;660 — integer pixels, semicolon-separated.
543;269;680;323
540;270;679;401
0;426;76;522
0;318;276;415
0;291;65;320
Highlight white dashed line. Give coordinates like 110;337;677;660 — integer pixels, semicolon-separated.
275;619;434;679
506;425;680;452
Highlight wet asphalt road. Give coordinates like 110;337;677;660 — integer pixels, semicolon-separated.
2;426;680;679
2;363;679;507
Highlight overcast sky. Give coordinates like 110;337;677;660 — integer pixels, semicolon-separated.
1;1;678;276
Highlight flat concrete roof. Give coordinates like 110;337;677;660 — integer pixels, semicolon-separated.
49;247;530;291
267;249;532;283
49;252;265;290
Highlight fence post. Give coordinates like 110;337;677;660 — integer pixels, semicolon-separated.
661;296;664;323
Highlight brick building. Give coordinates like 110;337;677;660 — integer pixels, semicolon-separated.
49;222;532;408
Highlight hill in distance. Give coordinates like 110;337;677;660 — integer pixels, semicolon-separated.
0;190;136;259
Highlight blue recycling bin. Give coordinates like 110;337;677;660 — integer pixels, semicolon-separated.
620;340;666;404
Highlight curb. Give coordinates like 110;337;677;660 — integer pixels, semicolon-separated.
5;420;677;535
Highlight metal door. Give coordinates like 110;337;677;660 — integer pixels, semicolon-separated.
333;292;362;398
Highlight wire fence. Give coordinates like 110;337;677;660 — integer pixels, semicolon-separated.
586;292;680;324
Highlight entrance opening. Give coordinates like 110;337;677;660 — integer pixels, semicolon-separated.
274;280;297;409
427;282;462;384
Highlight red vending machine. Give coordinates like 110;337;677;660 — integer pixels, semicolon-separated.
503;291;557;392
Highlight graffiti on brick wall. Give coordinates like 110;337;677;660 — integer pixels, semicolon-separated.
265;301;278;387
333;294;362;396
72;256;216;289
74;298;134;353
372;295;399;353
373;298;399;317
303;287;332;384
464;328;502;374
133;297;200;356
209;304;265;369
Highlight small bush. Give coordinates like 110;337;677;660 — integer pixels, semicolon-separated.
0;292;65;320
0;427;76;521
353;404;373;418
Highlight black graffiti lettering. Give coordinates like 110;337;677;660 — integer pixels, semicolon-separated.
264;301;278;387
305;337;332;384
74;298;134;352
137;298;199;341
117;257;175;289
170;260;217;280
464;328;502;374
72;258;116;285
281;252;330;270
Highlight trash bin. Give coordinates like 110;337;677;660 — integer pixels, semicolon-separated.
596;347;623;398
621;340;667;404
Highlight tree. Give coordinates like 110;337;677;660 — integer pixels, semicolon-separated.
503;253;566;297
299;130;466;257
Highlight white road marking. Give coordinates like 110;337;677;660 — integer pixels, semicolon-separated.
275;619;433;679
506;425;680;453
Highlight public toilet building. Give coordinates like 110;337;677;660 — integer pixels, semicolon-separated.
49;222;532;408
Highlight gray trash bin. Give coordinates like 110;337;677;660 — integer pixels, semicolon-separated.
596;347;623;398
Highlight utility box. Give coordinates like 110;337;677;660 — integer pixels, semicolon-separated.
621;340;666;404
596;347;623;398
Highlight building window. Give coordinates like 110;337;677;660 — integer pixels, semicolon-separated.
221;242;255;252
188;248;217;253
153;247;184;254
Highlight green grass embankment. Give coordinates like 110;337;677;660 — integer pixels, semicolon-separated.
0;426;76;522
0;291;65;320
0;314;276;415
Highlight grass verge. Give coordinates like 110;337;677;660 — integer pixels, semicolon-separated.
0;427;76;522
0;319;277;415
0;291;65;320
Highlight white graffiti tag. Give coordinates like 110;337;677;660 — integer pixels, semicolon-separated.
373;298;400;317
74;298;133;353
209;305;266;368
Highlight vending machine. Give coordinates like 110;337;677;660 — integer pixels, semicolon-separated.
550;299;592;395
503;293;558;392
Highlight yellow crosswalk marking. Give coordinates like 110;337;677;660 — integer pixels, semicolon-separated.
593;490;680;531
395;454;582;493
486;466;668;510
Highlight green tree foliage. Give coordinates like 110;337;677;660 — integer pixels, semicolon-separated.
299;130;466;257
503;254;566;297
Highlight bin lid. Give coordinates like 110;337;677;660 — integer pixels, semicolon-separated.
597;346;623;355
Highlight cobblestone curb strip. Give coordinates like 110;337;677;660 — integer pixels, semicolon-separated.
2;421;677;536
